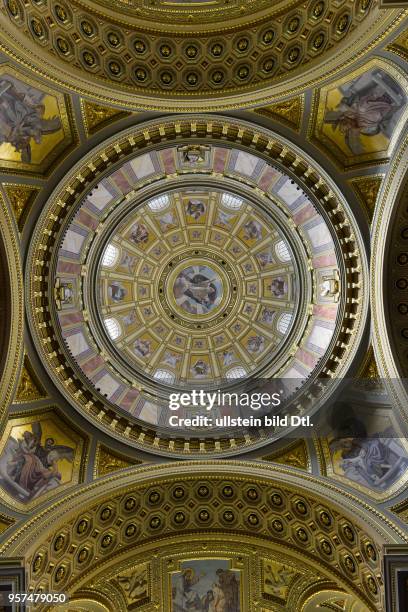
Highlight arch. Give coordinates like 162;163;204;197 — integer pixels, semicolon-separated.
1;462;403;610
0;194;23;419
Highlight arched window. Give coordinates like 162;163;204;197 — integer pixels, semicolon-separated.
275;240;291;262
277;313;292;335
148;194;170;212
153;369;176;383
104;317;121;340
226;366;247;379
221;193;243;210
102;244;119;267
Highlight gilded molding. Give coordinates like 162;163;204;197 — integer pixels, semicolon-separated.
1;462;405;558
386;27;408;61
0;192;23;424
3;184;39;233
0;462;398;610
370;123;408;418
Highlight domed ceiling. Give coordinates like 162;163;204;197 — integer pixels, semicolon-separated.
27;116;368;456
93;186;299;385
0;0;401;109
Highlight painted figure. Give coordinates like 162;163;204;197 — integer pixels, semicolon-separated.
242;220;262;241
108;281;126;302
172;561;240;612
0;422;74;502
324;69;406;155
0;76;62;162
134;338;152;359
186;199;206;220
173;266;222;315
129;223;149;245
247;335;265;354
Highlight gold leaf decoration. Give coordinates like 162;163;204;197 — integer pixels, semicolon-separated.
350;176;383;223
254;96;304;131
357;345;379;379
0;513;15;535
320;598;348;612
4;184;39;232
262;440;309;470
387;30;408;62
13;354;46;403
390;498;408;523
356;345;383;390
96;444;142;478
81;100;130;135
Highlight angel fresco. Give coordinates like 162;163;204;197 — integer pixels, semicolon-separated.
324;69;406;156
0;422;74;502
0;77;62;163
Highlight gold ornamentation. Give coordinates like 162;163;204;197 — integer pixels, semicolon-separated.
350;176;383;223
13;354;46;403
96;444;142;478
262;558;299;601
262;440;309;471
81;100;130;136
0;512;15;535
356;344;381;383
387;29;408;62
0;1;398;112
319;597;349;611
0;192;23;420
255;96;304;131
114;563;149;606
390;498;408;523
3;465;383;610
4;184;39;231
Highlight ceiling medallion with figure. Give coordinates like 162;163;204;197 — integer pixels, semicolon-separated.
159;250;239;329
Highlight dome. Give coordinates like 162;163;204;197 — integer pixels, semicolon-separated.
28;115;367;456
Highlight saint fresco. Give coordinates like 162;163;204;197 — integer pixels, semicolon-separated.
0;419;76;503
318;65;407;165
327;403;408;492
172;559;240;612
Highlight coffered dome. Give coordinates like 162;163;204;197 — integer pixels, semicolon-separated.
0;0;400;110
27;115;368;457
